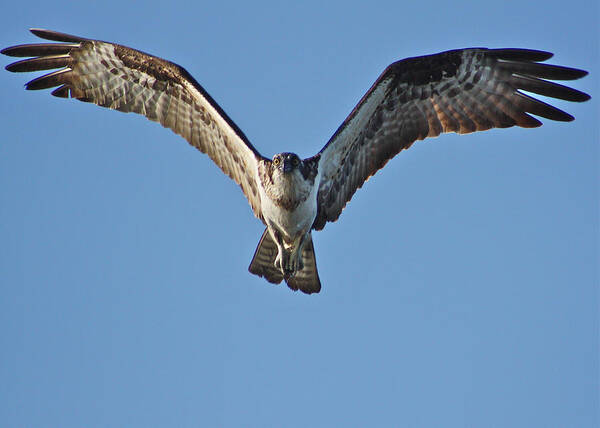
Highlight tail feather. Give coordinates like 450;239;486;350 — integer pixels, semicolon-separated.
287;233;321;294
248;228;284;284
248;228;322;294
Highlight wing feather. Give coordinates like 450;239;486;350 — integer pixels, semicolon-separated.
312;48;590;230
2;29;267;220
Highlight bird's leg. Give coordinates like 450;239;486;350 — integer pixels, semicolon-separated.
274;246;295;280
270;228;294;277
280;250;294;280
272;231;308;280
271;229;285;271
290;233;307;272
282;233;308;279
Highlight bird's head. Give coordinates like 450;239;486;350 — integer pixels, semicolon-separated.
272;152;301;174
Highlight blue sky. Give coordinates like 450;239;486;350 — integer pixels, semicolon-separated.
0;1;597;427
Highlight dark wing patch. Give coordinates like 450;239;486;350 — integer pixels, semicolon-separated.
2;29;267;220
312;48;590;230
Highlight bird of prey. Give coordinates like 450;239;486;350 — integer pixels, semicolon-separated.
2;29;590;294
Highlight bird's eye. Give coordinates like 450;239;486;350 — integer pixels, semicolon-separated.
273;158;281;166
292;158;299;167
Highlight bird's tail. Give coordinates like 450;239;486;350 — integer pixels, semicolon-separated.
248;228;284;284
248;228;322;294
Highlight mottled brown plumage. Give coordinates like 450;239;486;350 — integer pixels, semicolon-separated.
2;29;590;294
312;48;590;230
3;29;267;220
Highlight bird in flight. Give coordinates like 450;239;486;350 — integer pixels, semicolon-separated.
2;29;590;294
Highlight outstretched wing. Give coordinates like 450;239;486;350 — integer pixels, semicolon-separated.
312;48;590;230
2;29;267;220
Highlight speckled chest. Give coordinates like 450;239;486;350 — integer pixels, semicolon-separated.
257;158;320;239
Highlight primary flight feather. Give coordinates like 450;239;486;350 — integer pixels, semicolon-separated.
2;29;590;294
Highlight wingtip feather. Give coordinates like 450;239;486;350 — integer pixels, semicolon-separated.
25;68;72;90
51;85;70;98
490;48;554;62
29;28;87;43
4;55;70;73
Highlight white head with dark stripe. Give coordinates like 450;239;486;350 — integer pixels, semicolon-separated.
272;152;301;174
261;152;319;209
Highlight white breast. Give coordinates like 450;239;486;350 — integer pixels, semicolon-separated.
259;169;321;242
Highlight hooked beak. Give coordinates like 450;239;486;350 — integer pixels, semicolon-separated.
283;160;293;173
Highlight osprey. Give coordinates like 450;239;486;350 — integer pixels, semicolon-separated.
2;29;590;294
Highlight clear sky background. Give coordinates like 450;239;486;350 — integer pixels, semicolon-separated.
0;1;597;427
